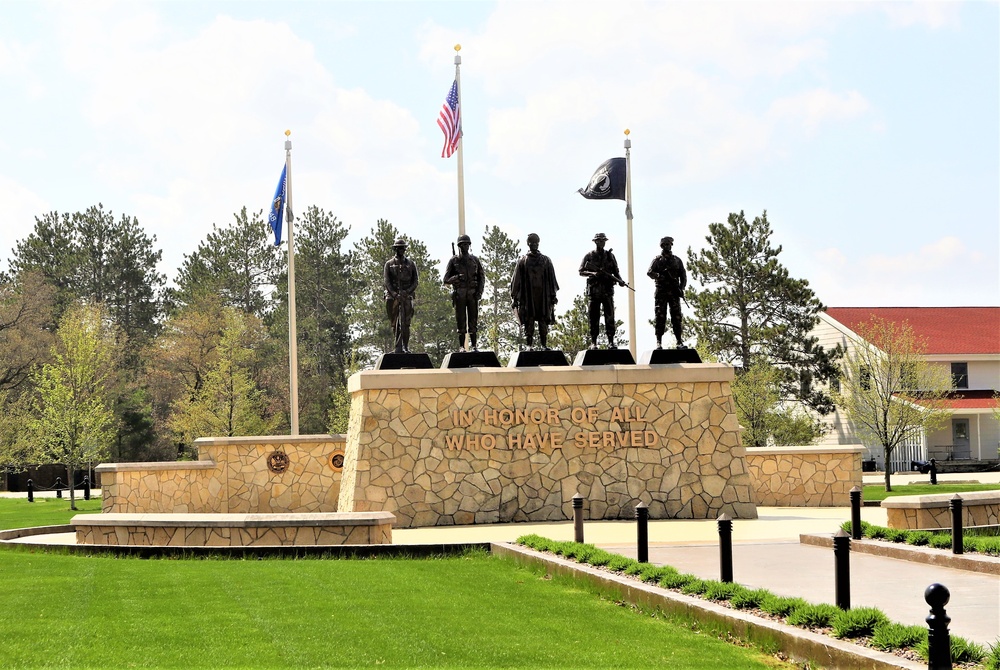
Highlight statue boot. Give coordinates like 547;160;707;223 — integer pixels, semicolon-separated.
539;323;549;350
457;332;466;352
470;332;478;351
606;326;617;350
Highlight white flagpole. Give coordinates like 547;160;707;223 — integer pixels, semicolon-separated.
454;44;466;238
284;129;300;436
624;129;636;360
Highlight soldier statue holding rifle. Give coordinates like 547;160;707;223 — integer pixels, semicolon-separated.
647;236;687;349
579;232;628;350
443;234;485;351
384;237;418;354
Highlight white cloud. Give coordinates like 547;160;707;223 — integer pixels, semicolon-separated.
811;237;997;307
882;3;962;30
769;89;870;132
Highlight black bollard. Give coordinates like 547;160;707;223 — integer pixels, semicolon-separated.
26;479;34;503
718;513;733;583
55;477;63;498
930;458;938;485
83;475;91;501
849;486;862;540
572;494;584;544
950;495;963;555
925;583;952;670
833;529;851;610
635;502;649;563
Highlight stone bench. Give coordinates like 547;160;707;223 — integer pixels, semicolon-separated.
882;491;1000;530
72;512;394;547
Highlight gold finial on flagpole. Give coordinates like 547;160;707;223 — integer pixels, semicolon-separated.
455;44;461;51
285;129;291;137
624;128;630;136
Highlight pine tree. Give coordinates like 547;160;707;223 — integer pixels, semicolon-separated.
686;210;840;413
478;225;521;359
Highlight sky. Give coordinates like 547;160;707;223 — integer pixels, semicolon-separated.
1;0;997;354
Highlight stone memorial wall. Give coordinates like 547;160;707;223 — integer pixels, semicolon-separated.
744;446;864;506
339;364;758;528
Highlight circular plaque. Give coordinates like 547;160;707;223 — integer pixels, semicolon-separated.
329;450;345;472
267;450;290;474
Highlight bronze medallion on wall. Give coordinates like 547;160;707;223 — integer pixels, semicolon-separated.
329;450;345;472
267;450;290;474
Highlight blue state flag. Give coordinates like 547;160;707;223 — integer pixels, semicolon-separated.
268;164;287;246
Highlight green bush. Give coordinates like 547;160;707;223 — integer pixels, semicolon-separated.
680;579;709;595
916;636;987;665
831;607;889;639
760;595;808;618
623;561;645;576
870;622;927;651
730;588;770;610
786;603;841;628
883;528;908;543
516;534;548;551
702;581;741;602
658;571;696;590
863;524;887;540
606;555;633;572
638;564;663;583
984;640;1000;670
905;531;932;546
928;533;952;550
971;536;1000;556
586;549;613;567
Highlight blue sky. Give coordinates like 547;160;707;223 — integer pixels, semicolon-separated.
1;1;997;353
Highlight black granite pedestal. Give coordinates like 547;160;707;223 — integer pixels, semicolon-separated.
507;350;570;367
374;352;434;370
441;351;503;369
639;348;703;364
573;349;636;366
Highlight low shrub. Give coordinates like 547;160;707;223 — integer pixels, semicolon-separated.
916;636;987;665
863;524;887;540
870;622;926;651
702;581;741;602
831;606;889;639
786;603;841;628
760;595;808;618
605;555;633;572
516;534;548;551
905;531;932;546
586;549;613;567
928;533;952;550
680;579;709;595
972;536;1000;556
985;640;1000;670
657;570;695;590
883;528;908;543
623;561;645;576
730;588;770;610
638;564;663;583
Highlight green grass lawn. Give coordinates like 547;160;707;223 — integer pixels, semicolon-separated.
863;482;1000;502
0;549;793;669
0;496;102;531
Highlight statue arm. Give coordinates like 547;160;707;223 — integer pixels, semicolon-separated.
475;260;485;300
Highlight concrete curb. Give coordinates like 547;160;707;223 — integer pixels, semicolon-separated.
0;525;74;541
800;533;1000;575
492;542;925;670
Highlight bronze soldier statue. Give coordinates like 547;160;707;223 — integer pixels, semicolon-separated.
384;237;418;353
443;234;485;351
510;233;559;350
579;232;626;349
647;236;687;348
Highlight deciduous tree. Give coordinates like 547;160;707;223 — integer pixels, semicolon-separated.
834;316;952;491
28;302;119;510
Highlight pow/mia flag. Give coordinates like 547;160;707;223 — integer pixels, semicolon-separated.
578;157;626;200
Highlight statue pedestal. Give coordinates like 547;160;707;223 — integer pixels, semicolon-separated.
507;350;569;367
340;364;757;528
441;351;503;369
374;353;434;370
573;349;636;366
640;348;703;364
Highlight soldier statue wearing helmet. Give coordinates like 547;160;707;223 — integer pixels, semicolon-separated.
383;237;419;353
579;232;627;349
443;234;485;351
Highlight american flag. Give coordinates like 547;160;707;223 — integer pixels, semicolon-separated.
437;79;461;158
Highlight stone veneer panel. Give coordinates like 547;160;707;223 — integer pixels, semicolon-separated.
883;491;1000;530
98;435;345;514
339;364;757;528
744;446;864;507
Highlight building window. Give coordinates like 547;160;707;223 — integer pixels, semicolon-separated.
951;362;968;389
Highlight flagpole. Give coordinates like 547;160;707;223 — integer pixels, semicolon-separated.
454;44;466;238
624;129;636;359
284;130;300;436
